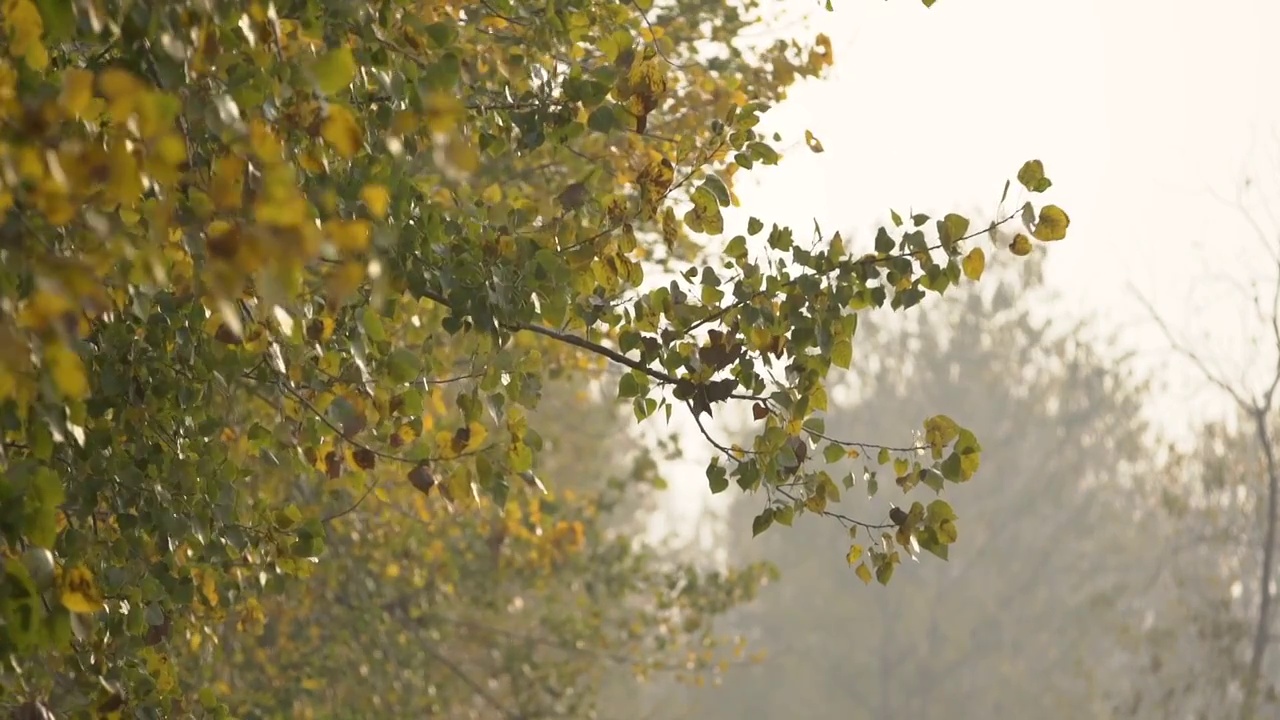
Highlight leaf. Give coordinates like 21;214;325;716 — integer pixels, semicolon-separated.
1009;233;1033;256
846;543;864;566
360;184;390;218
384;349;421;384
58;566;103;614
961;248;985;281
936;213;970;248
46;342;89;400
587;105;616;132
804;129;825;153
831;338;853;369
321;105;362;158
313;47;358;96
701;175;732;207
752;508;774;537
747;217;764;235
854;562;873;584
1016;159;1052;193
823;442;846;464
708;462;728;494
408;464;435;495
875;558;895;585
1032;205;1070;241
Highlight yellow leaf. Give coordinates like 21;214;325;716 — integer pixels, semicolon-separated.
360;184;390;218
321;105;362;158
96;68;144;120
46;342;88;400
4;0;48;70
481;183;503;204
464;421;488;451
440;139;478;176
854;562;873;585
1032;205;1070;241
58;565;103;613
59;68;95;117
210;155;246;210
424;92;464;136
1009;233;1033;256
961;248;985;281
846;543;864;565
248;118;284;164
326;219;371;252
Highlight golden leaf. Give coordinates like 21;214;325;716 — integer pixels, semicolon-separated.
321;104;362;158
58;565;103;613
45;342;89;400
360;184;390;218
961;248;985;281
326;219;371;253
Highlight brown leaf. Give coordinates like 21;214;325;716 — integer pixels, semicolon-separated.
408;463;435;495
352;447;376;470
325;450;343;479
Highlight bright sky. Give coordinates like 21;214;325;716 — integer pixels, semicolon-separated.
651;0;1280;541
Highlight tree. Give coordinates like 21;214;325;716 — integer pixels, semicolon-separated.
1130;149;1280;720
1109;417;1274;719
180;380;772;720
0;0;1069;711
652;255;1156;719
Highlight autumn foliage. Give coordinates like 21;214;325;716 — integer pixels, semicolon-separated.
0;0;1067;714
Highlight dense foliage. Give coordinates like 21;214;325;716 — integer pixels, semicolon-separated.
0;0;1069;713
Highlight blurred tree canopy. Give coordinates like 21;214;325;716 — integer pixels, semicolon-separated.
0;0;1069;714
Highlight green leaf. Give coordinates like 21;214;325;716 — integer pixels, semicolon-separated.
587;105;616;133
752;508;774;537
361;307;387;343
701;175;732;207
313;48;358;96
384;349;421;384
936;213;970;248
823;442;846;464
747;217;764;235
708;462;729;494
774;505;795;526
617;372;641;399
875;558;895;585
831;338;853;370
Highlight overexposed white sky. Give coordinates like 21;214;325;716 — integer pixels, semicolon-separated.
652;0;1280;541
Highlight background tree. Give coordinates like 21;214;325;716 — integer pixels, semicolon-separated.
1108;416;1275;719
179;378;771;720
649;252;1156;719
1119;150;1280;720
0;0;1068;712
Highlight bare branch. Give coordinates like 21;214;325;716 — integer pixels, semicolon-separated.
1132;286;1252;410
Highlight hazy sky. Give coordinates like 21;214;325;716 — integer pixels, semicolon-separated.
652;0;1280;541
729;0;1280;440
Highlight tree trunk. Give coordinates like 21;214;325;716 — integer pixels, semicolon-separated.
1240;409;1280;720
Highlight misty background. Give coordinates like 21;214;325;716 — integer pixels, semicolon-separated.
628;0;1280;718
